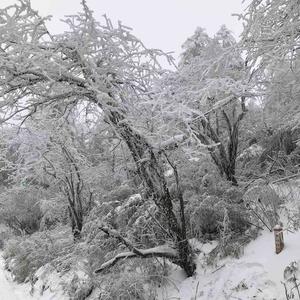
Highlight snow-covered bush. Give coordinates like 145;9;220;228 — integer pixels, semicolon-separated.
94;260;166;300
189;195;222;239
3;226;73;283
84;192;171;251
39;195;69;230
79;194;173;296
0;186;42;235
243;184;282;231
283;261;300;300
66;274;94;300
275;180;300;232
97;273;150;300
0;225;13;250
187;191;250;241
258;129;299;175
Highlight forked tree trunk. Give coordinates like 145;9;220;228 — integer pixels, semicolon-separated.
224;119;239;186
195;118;239;186
62;147;85;240
224;165;238;186
194;105;245;186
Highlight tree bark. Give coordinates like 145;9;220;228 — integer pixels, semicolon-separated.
107;110;196;276
68;204;83;240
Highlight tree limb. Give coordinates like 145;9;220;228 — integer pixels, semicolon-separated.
94;245;178;274
95;225;179;273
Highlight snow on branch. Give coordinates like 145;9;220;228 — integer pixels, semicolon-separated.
94;245;178;274
204;95;236;116
95;225;178;274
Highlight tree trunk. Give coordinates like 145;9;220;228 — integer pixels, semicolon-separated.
194;118;239;186
108;110;196;276
68;204;83;240
195;106;246;186
224;116;241;186
224;166;238;186
62;147;85;241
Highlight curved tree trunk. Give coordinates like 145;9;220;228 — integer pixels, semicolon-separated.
108;110;196;276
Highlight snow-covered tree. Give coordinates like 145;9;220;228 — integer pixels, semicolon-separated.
180;27;212;67
241;0;300;68
263;59;300;129
0;1;195;276
156;26;251;185
241;0;300;129
5;111;93;239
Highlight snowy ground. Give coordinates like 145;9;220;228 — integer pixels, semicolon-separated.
159;230;300;299
0;255;33;300
0;255;64;300
159;179;300;300
1;180;299;300
3;231;300;300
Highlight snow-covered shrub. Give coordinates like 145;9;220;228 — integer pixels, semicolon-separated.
289;147;300;171
95;264;163;300
0;186;42;235
178;158;218;193
66;274;94;300
3;226;73;282
0;225;13;249
237;143;264;175
76;230;169;299
189;195;222;239
187;192;250;241
81;194;172;297
128;257;170;286
256;129;300;176
217;227;259;259
185;181;252;260
84;193;170;251
275;180;300;231
97;273;149;300
243;184;282;231
260;129;297;163
39;195;69;230
283;261;300;299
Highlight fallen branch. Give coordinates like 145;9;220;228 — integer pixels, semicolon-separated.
95;225;178;274
95;245;178;273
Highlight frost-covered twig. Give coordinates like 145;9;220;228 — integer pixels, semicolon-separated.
271;174;300;184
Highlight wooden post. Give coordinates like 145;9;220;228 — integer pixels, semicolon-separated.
274;224;284;254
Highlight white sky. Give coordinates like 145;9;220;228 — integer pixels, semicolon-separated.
1;0;245;61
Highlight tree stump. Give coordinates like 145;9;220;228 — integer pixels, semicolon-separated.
274;224;284;254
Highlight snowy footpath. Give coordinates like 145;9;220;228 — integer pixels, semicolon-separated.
0;255;33;300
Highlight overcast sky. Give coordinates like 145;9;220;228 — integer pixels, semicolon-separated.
1;0;245;61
